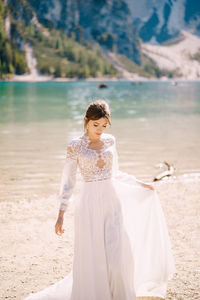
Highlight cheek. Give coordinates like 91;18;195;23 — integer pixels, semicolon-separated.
88;124;96;131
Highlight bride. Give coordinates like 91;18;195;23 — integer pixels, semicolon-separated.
24;99;176;300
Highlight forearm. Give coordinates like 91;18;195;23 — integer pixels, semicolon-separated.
57;151;77;217
58;209;65;218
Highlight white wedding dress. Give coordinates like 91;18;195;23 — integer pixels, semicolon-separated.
24;133;176;300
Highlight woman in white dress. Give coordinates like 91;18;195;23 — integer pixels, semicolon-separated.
24;100;176;300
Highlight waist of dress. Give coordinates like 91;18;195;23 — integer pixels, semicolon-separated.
83;176;112;183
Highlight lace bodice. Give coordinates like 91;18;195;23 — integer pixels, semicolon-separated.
71;133;114;182
57;133;146;211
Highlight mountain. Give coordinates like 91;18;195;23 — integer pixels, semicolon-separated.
126;0;200;43
17;0;200;55
0;0;118;79
1;0;200;80
23;0;142;63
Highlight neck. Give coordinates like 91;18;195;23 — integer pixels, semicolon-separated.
85;132;102;142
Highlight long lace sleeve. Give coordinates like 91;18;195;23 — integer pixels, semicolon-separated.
112;136;150;187
57;140;78;211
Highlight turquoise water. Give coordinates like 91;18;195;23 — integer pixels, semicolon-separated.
0;81;200;122
0;81;200;201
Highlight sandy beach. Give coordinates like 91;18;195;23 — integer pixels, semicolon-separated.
1;177;200;300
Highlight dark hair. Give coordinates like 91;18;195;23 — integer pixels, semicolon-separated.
84;99;111;129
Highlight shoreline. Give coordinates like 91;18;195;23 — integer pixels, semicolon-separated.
1;76;200;83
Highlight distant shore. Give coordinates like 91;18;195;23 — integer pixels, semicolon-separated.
1;74;200;82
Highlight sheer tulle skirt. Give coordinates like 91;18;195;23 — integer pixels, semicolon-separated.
24;177;176;300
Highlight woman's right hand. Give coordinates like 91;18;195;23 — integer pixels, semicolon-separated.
55;216;65;236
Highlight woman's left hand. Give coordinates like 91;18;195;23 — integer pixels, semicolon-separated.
147;184;155;190
142;183;155;191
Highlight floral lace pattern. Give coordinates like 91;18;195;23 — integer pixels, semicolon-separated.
69;133;115;182
57;133;115;210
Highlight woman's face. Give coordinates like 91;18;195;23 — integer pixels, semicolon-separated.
86;117;108;138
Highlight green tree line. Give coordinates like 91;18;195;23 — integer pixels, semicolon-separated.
0;0;117;80
0;0;28;78
24;24;117;78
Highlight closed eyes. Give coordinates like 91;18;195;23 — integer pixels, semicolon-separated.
94;124;107;127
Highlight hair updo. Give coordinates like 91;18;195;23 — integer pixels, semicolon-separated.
84;99;111;130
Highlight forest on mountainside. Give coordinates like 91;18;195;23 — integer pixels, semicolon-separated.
0;0;117;79
0;0;28;79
